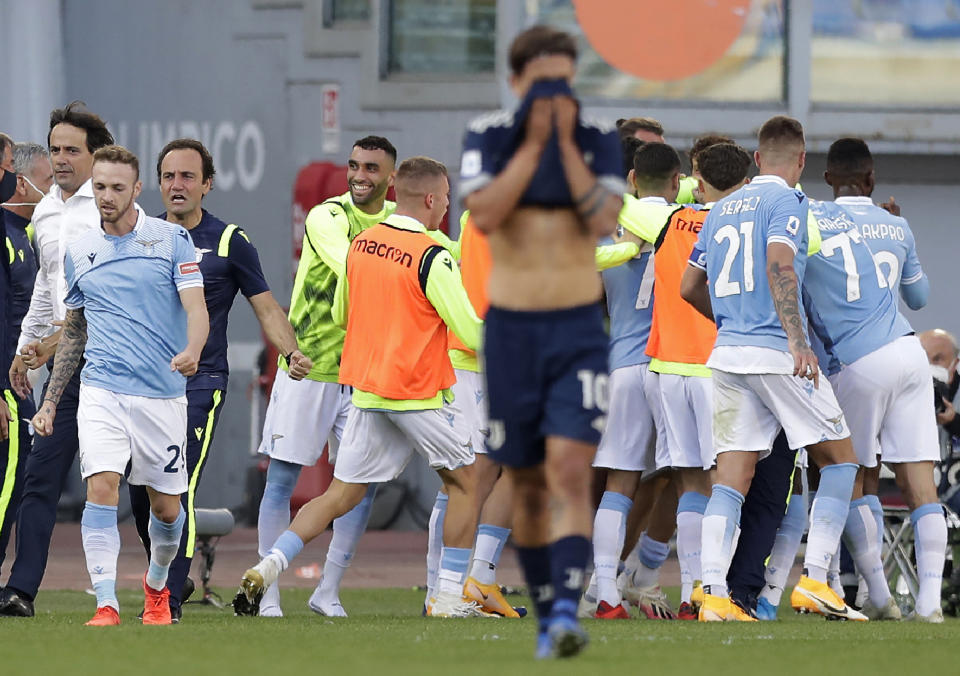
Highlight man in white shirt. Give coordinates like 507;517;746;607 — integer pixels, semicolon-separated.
0;102;114;617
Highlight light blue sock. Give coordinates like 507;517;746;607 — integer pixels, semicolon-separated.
842;496;889;606
437;546;471;596
700;485;744;597
319;483;378;599
258;459;301;558
426;491;449;598
863;493;885;553
470;523;511;585
638;532;671;570
593;491;633;604
805;463;857;582
82;502;120;610
146;508;186;591
270;530;305;569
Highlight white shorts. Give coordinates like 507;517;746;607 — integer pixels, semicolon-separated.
452;369;487;454
659;373;715;469
712;369;848;458
77;384;188;495
644;368;671;470
258;372;351;466
594;364;656;472
333;404;476;484
830;335;940;468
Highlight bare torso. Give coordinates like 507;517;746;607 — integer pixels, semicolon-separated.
486;207;600;311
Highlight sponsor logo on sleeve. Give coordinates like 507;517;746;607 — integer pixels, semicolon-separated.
179;262;200;275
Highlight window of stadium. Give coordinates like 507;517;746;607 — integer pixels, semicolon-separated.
810;1;960;106
525;0;785;103
324;0;370;25
387;0;496;75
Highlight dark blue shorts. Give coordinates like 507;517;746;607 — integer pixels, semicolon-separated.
484;303;609;468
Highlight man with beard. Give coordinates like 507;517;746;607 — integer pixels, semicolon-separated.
254;136;397;617
31;145;209;625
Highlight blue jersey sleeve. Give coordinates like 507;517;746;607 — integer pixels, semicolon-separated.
63;252;84;309
581;121;628;196
766;189;808;254
459;124;498;199
228;229;270;298
172;227;204;290
688;241;707;270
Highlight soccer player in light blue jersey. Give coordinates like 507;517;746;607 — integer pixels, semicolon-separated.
31;146;209;626
800;139;945;622
680;116;865;622
584;138;675;621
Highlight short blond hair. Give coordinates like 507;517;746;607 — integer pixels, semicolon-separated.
93;144;140;179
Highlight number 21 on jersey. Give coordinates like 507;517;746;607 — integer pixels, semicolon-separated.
714;221;755;297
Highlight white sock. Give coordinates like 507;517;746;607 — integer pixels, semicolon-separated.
316;484;376;602
426;491;448;601
437;547;470;597
913;505;947;616
469;524;510;586
81;502;121;611
842;498;890;607
584;570;598;603
593;491;632;605
760;494;807;607
677;511;703;602
700;485;744;598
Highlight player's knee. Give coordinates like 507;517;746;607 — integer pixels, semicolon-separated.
86;473;120;505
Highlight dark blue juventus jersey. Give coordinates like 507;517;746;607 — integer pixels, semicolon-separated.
460;79;626;207
161;209;270;391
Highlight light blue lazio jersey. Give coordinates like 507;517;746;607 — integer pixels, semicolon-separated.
601;235;655;371
63;210;204;398
804;200;912;369
690;176;809;352
833;196;926;295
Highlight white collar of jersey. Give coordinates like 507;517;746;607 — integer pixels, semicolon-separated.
835;196;874;206
50;177;94;204
100;203;146;238
703;201;716;209
636;196;668;205
383;213;426;232
751;175;790;189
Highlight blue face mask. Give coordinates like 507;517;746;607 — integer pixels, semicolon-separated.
0;169;16;203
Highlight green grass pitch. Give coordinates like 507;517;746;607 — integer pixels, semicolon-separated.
1;587;957;675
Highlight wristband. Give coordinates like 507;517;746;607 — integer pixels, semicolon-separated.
284;351;294;364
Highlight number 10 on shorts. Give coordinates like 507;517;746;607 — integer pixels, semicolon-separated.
577;370;609;412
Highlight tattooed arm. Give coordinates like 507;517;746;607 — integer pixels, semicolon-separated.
767;243;819;388
31;308;87;436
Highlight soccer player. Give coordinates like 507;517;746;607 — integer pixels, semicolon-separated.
0;142;51;574
461;26;624;657
801;138;944;622
124;139;311;622
234;157;486;618
0;103;113;618
680;115;865;622
620;142;755;620
586;140;680;621
423;210;523;618
31;145;209;625
254;136;396;617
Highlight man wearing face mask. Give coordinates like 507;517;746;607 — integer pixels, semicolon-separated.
920;329;960;462
0;134;16;204
0;138;46;575
0;103;113;617
0;143;53;569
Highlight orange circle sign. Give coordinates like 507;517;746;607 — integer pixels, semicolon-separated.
573;0;750;82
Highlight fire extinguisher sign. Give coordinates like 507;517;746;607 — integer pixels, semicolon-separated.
321;84;340;154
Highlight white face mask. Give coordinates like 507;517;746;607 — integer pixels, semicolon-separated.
0;174;46;207
931;364;951;384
